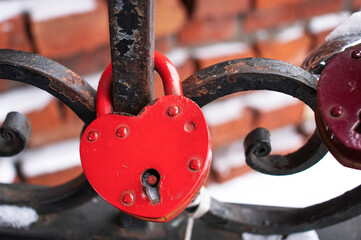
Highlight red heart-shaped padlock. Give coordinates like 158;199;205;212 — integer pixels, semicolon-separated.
80;52;211;222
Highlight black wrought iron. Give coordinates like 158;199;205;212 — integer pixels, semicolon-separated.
109;0;154;115
181;58;361;234
0;0;361;239
201;184;361;235
0;49;97;213
182;57;328;176
0;112;32;157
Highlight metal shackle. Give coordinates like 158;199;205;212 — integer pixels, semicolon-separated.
96;51;183;117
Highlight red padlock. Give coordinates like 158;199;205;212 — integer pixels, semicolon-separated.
80;51;212;222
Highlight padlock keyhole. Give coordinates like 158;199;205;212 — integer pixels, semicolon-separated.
142;169;160;204
353;111;361;134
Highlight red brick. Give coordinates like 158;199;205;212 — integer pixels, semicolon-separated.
31;0;109;59
252;102;305;130
297;0;343;19
257;34;312;66
178;17;237;45
27;100;63;147
310;29;332;49
184;0;250;19
27;100;62;134
209;108;254;149
254;0;302;10
353;0;361;9
61;102;85;130
25;166;83;186
55;45;110;75
0;15;32;52
155;36;173;53
155;0;187;39
196;49;257;70
27;100;85;148
243;5;297;32
0;80;9;93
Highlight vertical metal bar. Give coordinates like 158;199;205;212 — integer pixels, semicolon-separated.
108;0;154;115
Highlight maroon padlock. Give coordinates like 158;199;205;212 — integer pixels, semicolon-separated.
316;45;361;169
80;51;212;222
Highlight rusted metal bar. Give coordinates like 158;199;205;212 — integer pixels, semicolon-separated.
108;0;154;115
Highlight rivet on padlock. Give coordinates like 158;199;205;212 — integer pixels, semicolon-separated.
80;51;212;222
316;45;361;170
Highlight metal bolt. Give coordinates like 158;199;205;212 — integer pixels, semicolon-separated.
184;121;196;132
330;106;343;118
351;49;361;59
87;130;99;142
147;175;158;186
116;126;128;138
189;159;201;171
122;192;134;205
168;105;179;116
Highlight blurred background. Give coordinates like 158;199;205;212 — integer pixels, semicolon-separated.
0;0;360;210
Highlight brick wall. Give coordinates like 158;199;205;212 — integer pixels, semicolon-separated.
0;0;359;185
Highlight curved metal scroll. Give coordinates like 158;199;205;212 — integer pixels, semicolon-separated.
182;57;361;234
0;49;97;213
183;58;328;176
0;112;32;156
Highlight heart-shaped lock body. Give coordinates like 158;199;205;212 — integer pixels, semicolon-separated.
80;52;211;222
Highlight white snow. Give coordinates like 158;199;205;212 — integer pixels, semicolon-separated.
243;91;300;112
26;0;97;22
0;0;97;23
326;11;361;41
212;138;245;173
255;29;271;41
0;71;100;123
275;24;305;43
202;95;246;126
83;71;102;90
20;138;81;177
0;86;52;122
0;205;38;228
192;42;251;60
165;48;190;67
308;12;350;34
0;1;23;23
202;91;300;126
0;157;16;183
208;152;361;208
269;125;304;153
243;231;319;240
